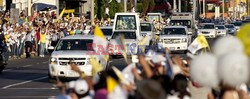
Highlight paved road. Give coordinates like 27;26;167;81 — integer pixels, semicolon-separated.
0;56;129;99
0;56;60;99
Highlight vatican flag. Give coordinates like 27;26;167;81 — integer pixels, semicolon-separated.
188;35;209;54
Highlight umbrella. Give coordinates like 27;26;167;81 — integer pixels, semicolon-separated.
32;3;57;11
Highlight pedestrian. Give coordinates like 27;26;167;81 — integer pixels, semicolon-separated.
24;29;32;58
39;29;46;57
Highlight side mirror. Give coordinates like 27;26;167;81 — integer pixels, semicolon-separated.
48;46;55;53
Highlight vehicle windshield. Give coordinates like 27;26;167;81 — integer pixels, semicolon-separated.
115;15;137;30
56;39;93;51
148;15;160;22
101;28;113;36
111;32;136;39
202;24;215;29
225;25;234;28
170;20;191;28
232;22;242;26
140;23;152;31
215;26;225;29
161;28;186;35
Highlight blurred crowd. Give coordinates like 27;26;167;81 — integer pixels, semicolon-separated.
0;10;115;60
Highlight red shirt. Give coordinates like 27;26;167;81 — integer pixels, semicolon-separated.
36;31;40;41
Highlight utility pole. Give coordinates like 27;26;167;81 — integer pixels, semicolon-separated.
91;0;94;25
56;0;59;17
124;0;127;12
203;0;205;17
193;0;196;19
134;0;137;12
174;0;177;12
178;0;181;12
222;0;225;20
28;0;31;16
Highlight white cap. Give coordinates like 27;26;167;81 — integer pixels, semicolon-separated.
74;79;89;95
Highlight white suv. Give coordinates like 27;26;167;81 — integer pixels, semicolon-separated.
48;35;95;79
158;26;191;53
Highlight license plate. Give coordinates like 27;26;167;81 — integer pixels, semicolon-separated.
169;47;175;50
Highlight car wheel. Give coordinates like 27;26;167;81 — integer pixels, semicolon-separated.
48;71;56;83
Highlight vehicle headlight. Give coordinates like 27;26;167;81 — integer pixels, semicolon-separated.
50;57;57;64
159;39;163;43
182;38;187;42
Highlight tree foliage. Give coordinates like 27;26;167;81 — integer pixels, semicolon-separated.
108;0;123;19
94;0;106;19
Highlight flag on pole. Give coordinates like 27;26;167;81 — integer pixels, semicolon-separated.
59;8;65;18
115;35;128;63
107;76;118;93
188;35;209;54
90;56;103;76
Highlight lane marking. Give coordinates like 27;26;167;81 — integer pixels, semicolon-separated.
3;65;33;71
22;65;32;67
2;87;58;90
0;96;56;98
3;69;12;71
42;61;48;64
2;76;48;89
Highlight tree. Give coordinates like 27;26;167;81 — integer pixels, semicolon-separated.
95;0;106;19
109;0;123;19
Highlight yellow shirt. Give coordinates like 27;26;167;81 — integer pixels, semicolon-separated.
69;30;75;35
40;33;46;43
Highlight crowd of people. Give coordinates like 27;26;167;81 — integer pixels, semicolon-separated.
0;10;111;60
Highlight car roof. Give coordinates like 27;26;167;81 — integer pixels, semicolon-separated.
140;22;152;24
225;24;234;26
202;23;215;25
163;26;187;28
61;35;94;40
215;25;225;26
100;26;112;29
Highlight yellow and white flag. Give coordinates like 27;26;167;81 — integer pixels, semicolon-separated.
107;76;118;93
188;35;210;54
93;25;108;52
90;56;103;76
115;35;128;63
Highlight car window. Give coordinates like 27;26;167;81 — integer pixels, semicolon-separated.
225;25;234;28
202;24;215;29
161;28;186;35
215;26;225;29
56;39;93;51
101;28;113;36
111;32;137;39
115;15;137;30
140;23;152;31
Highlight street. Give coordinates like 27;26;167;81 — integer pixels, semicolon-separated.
0;56;130;99
0;56;58;99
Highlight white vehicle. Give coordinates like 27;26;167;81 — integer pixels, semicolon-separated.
48;35;95;79
215;25;227;37
158;26;192;53
170;12;194;32
147;13;162;22
100;26;113;40
109;13;142;63
140;22;155;37
197;23;217;38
